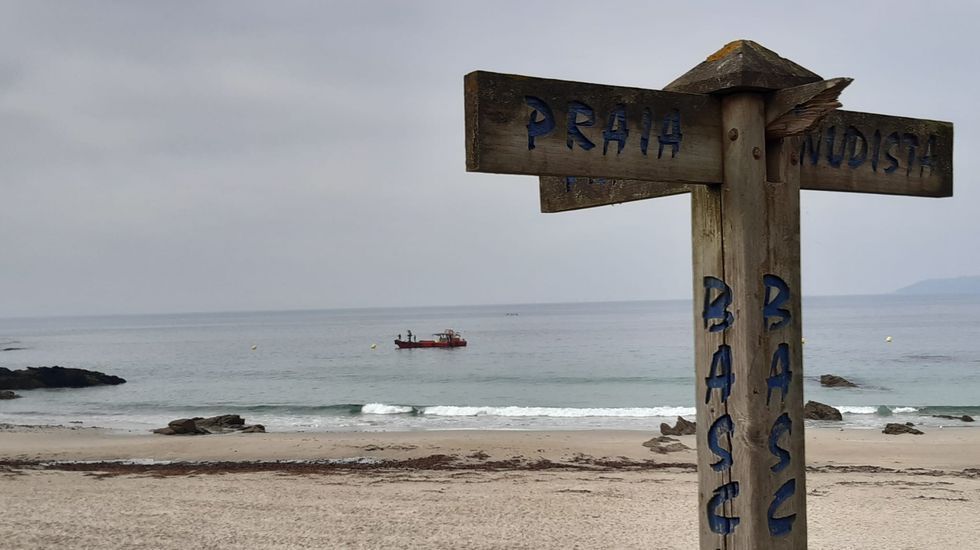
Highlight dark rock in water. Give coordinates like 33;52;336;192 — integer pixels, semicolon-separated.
0;366;126;390
239;424;265;433
2;347;26;352
0;390;21;399
643;435;689;454
153;418;208;436
194;414;245;432
883;423;924;435
932;414;975;423
820;374;858;388
152;415;265;436
804;400;842;421
660;416;697;436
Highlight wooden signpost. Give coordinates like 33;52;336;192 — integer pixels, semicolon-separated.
464;40;954;549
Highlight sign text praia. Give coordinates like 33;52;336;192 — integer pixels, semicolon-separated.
463;40;954;549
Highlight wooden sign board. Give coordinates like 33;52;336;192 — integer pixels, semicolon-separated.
465;71;723;184
799;110;952;197
540;176;689;212
539;110;952;212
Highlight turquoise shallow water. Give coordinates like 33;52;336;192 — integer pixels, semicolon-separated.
1;295;978;432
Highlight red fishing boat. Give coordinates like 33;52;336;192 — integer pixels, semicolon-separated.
395;329;466;349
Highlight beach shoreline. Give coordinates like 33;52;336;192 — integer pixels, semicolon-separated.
0;425;980;550
2;426;978;549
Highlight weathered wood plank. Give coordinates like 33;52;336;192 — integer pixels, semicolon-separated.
465;71;723;184
692;182;730;550
765;78;852;139
710;93;806;548
539;176;689;213
535;107;953;212
799;109;953;197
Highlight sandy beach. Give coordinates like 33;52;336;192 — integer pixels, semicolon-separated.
1;425;978;549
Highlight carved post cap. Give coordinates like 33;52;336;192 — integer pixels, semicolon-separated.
665;40;822;95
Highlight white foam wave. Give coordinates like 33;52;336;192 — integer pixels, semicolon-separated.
834;406;919;415
419;405;696;418
836;406;878;414
361;403;414;415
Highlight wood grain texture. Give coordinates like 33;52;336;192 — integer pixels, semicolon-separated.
692;182;730;550
706;93;806;549
539;176;689;213
799;110;953;197
532;106;952;212
465;71;722;184
765;78;852;139
664;40;822;95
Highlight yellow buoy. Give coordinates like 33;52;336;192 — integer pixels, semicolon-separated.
801;337;806;345
370;343;377;350
885;336;892;343
250;345;257;351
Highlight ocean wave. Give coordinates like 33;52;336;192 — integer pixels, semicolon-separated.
419;405;696;418
361;403;415;415
835;406;919;415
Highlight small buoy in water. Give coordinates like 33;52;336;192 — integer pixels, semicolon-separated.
801;337;806;345
885;336;893;343
370;343;377;350
251;345;257;351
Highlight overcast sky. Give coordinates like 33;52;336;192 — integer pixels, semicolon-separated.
0;1;976;317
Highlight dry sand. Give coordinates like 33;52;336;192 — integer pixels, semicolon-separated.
2;425;978;549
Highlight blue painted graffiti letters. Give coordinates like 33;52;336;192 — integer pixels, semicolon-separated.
705;345;734;404
520;98;685;159
566;101;596;151
702;276;734;332
766;343;792;406
768;479;798;537
707;414;734;472
524;96;555;150
919;135;936;176
762;274;791;331
769;413;792;473
881;131;901;174
902;133;919;176
658;109;682;159
602;104;629;155
707;482;741;535
802;125;939;177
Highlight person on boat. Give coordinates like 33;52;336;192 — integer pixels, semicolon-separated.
407;330;413;342
398;334;402;341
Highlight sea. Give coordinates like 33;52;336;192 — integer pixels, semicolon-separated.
1;295;978;433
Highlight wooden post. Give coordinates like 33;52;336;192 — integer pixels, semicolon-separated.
463;39;954;550
666;43;814;548
691;93;807;550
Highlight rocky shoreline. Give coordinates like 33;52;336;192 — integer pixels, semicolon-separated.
0;366;126;390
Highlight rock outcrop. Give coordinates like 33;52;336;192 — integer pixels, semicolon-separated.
820;374;857;388
0;366;126;390
152;415;265;435
883;422;923;435
0;390;21;399
642;435;690;454
804;400;842;421
660;416;697;436
933;414;975;423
